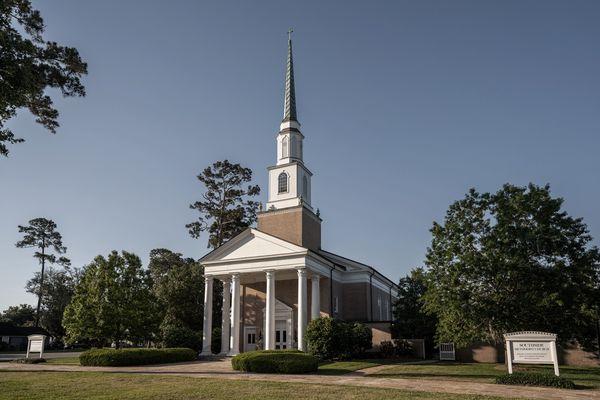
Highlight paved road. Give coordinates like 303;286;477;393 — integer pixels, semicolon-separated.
1;359;598;400
0;351;81;361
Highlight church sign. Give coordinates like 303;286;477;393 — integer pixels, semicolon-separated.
26;334;46;359
504;331;559;376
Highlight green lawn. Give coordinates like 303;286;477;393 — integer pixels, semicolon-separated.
45;357;80;365
0;371;512;400
373;362;600;389
317;360;381;375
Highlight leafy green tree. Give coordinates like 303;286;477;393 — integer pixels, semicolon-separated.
424;183;600;348
186;160;261;334
0;304;35;326
0;0;87;156
392;268;437;347
16;218;67;327
148;248;204;330
63;251;159;347
25;263;78;339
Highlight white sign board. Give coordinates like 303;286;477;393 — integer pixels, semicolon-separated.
504;331;559;376
26;334;46;359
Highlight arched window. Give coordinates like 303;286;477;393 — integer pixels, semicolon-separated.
278;172;288;194
302;176;308;199
281;136;289;158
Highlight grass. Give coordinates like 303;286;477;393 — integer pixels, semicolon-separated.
373;362;600;390
0;371;512;400
45;357;80;365
318;360;381;375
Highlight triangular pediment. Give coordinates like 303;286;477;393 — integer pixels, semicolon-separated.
200;228;307;263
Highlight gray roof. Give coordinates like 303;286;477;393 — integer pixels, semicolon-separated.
282;34;298;123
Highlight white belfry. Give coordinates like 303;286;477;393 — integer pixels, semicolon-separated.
200;276;213;356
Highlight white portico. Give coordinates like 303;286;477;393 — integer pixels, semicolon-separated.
200;229;327;354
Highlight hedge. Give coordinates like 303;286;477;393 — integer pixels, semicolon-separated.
495;372;575;389
231;350;318;374
79;348;197;366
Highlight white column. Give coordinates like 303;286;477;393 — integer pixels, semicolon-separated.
219;279;231;355
200;276;214;356
311;274;320;320
228;273;241;356
265;270;276;350
297;268;308;351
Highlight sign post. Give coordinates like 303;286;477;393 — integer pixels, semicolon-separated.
26;334;46;359
504;331;559;376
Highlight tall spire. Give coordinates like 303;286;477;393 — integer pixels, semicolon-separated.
282;29;297;123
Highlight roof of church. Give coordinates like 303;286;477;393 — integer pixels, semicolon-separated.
317;249;398;289
282;30;297;123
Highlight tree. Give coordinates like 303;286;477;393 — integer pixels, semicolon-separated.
148;248;204;330
186;160;261;335
392;268;437;347
186;159;261;249
25;263;78;339
63;251;159;347
0;0;87;156
424;183;600;348
16;218;67;327
0;304;35;326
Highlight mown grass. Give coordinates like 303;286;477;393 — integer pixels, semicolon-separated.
0;371;512;400
373;362;600;389
45;357;80;365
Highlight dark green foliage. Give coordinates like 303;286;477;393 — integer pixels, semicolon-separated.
148;249;204;331
378;341;395;358
10;358;46;364
231;350;318;374
306;317;372;360
0;0;87;156
79;348;196;367
0;304;35;326
25;266;78;339
63;251;159;347
186;160;261;249
495;372;575;389
424;184;600;348
392;268;437;350
160;325;202;351
16;218;68;327
211;326;221;354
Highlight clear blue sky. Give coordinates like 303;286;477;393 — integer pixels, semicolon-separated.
1;1;599;309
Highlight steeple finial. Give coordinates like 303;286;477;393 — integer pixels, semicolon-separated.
282;29;297;123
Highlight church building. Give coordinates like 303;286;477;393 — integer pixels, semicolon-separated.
199;35;398;356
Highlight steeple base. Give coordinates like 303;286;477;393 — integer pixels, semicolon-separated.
257;205;321;251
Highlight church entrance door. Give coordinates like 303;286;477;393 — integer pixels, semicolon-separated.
275;320;288;349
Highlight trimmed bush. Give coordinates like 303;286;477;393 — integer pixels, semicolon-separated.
306;317;372;360
79;348;196;366
231;350;318;374
495;372;575;389
161;325;202;351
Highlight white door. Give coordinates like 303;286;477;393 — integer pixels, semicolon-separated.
275;320;288;350
244;326;257;352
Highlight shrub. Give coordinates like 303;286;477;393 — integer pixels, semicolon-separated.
393;339;414;356
211;326;221;354
306;317;372;360
379;340;395;358
79;348;196;366
11;358;46;364
161;325;202;351
495;372;575;389
231;350;318;374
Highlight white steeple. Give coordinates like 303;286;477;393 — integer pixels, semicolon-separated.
266;31;313;211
